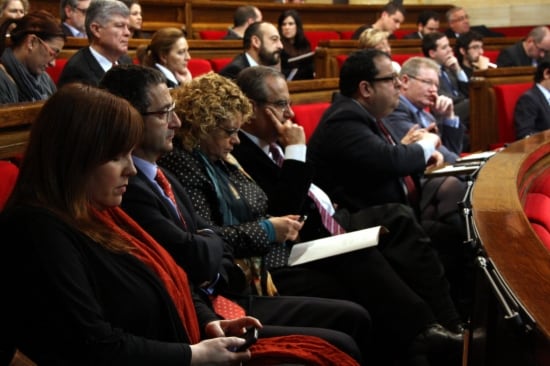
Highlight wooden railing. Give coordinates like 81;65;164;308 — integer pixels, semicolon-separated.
469;131;550;365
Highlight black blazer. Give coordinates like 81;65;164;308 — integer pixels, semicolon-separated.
445;25;503;39
402;32;421;39
218;53;251;80
121;167;233;287
57;47;132;87
514;85;550;139
307;93;426;213
497;41;532;67
232;133;330;241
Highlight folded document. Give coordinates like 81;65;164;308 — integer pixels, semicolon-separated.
287;226;386;266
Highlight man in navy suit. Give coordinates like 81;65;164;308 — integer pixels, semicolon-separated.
59;0;90;38
58;0;132;87
403;10;440;40
515;61;550;139
444;6;503;39
219;21;283;80
497;26;550;67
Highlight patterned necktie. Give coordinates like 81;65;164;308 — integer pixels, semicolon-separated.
377;120;419;206
155;168;188;229
210;295;246;320
269;143;285;166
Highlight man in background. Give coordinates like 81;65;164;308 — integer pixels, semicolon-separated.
219;21;283;80
59;0;90;38
455;30;495;79
514;60;550;139
223;5;262;40
351;1;405;40
58;0;132;87
444;6;503;39
403;10;440;40
497;26;550;67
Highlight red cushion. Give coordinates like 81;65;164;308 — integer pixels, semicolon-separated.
0;160;18;211
392;53;423;65
524;193;550;232
484;50;500;63
392;29;410;39
304;31;340;50
339;30;355;40
531;223;550;251
188;58;213;77
45;58;68;85
199;30;227;40
210;58;233;72
490;26;533;38
493;82;532;144
336;54;348;69
292;102;330;142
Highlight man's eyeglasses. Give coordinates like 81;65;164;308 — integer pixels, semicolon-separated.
217;126;240;137
73;6;88;14
372;72;400;84
263;99;292;112
451;14;469;23
141;102;176;122
35;36;60;58
406;74;439;88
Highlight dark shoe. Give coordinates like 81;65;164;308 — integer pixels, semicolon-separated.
408;323;463;355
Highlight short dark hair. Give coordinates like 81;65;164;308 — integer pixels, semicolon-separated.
233;5;259;27
417;10;439;26
455;30;483;64
534;60;550;83
243;21;263;50
99;64;167;114
382;1;405;17
421;31;446;57
339;49;390;97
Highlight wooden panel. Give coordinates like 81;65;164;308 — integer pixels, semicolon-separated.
288;77;339;105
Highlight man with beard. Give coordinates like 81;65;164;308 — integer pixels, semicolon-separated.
219;21;283;80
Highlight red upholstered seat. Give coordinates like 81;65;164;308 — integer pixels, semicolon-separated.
188;58;213;77
492;82;532;148
339;30;354;40
392;29;410;39
336;54;347;69
484;50;500;63
292;102;330;142
210;58;233;73
199;30;227;40
304;31;340;50
46;58;68;85
524;193;550;233
0;160;18;211
392;53;423;65
528;170;550;198
490;26;533;38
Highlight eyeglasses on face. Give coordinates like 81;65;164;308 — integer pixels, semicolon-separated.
406;74;439;88
35;35;60;58
451;14;469;23
141;102;176;122
372;72;400;84
73;6;88;14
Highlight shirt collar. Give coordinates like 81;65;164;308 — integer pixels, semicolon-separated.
89;46;116;72
132;155;158;183
155;63;179;86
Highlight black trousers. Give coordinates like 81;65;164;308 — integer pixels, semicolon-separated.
271;203;460;364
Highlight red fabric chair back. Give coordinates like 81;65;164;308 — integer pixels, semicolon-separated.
484;50;500;63
292;102;330;142
304;31;340;49
209;58;233;72
336;54;347;69
46;58;68;85
188;58;213;77
339;30;354;40
493;82;532;145
199;30;227;40
392;53;423;65
0;160;18;211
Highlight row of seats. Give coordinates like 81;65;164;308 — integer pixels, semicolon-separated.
199;26;537;44
523;170;550;250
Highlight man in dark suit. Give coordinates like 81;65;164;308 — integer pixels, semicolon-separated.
59;0;90;38
219;21;283;80
422;32;470;150
403;10;440;40
351;1;405;40
497;26;550;67
233;65;465;365
515;61;550;139
384;57;464;162
99;64;374;364
58;0;132;87
444;6;503;39
223;5;262;40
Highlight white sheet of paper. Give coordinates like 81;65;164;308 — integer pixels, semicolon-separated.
456;151;497;162
287;226;385;266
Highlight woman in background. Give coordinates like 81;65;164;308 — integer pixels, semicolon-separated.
122;0;143;38
0;0;28;24
358;27;401;73
137;27;191;87
0;10;64;104
277;9;314;80
0;82;260;365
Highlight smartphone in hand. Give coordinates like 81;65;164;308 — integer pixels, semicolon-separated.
234;327;258;352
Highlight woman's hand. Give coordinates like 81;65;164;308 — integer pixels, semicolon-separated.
204;316;262;338
268;215;304;242
189;337;251;365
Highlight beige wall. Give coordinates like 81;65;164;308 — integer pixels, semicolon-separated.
328;0;550;27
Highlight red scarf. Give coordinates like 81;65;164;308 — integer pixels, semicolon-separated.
91;206;201;344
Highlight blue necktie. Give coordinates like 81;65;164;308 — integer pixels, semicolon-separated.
441;67;459;97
